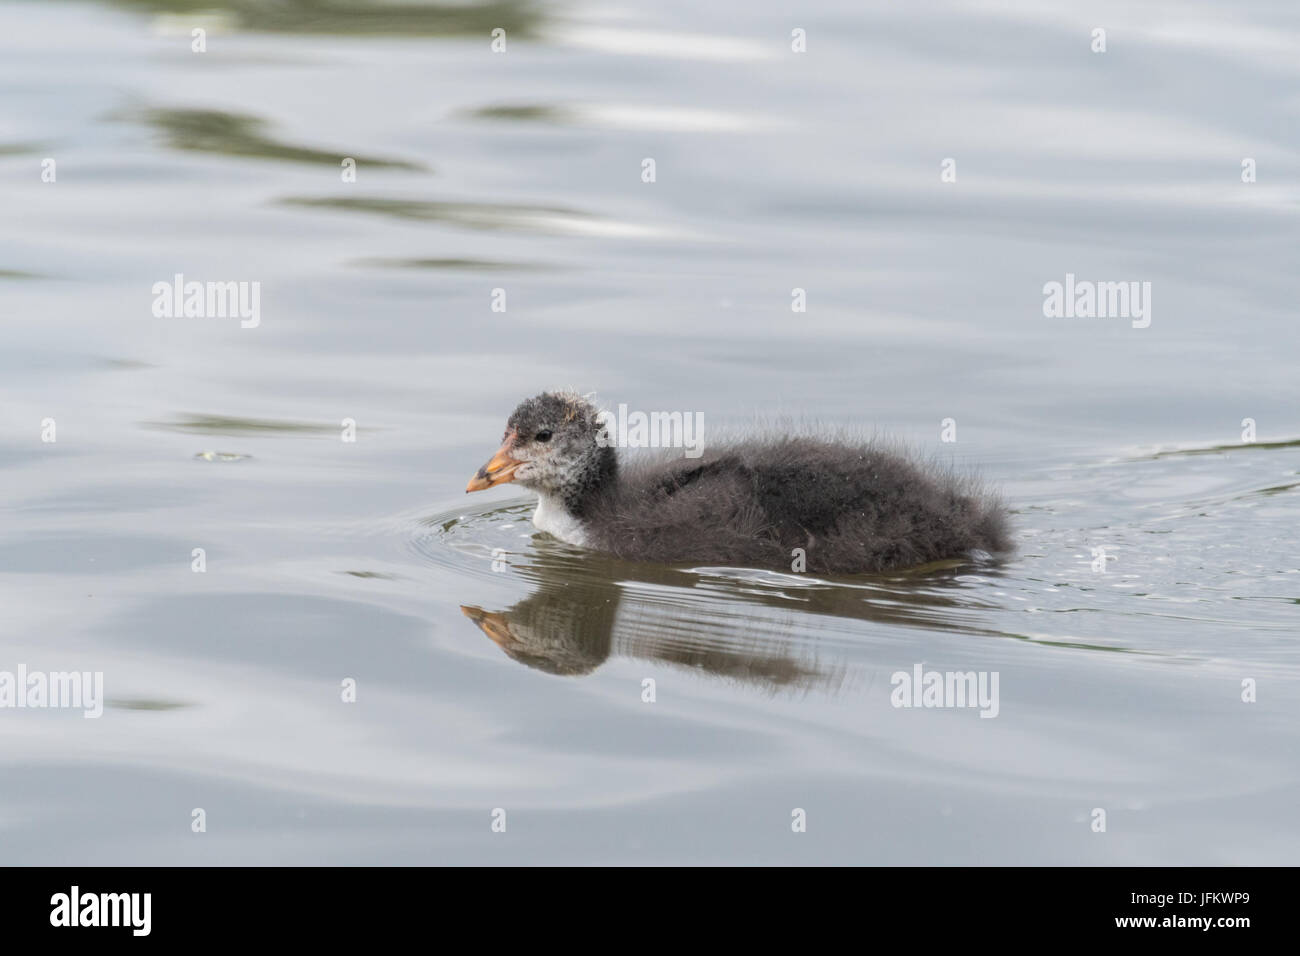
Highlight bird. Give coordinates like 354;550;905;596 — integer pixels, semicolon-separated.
465;391;1010;574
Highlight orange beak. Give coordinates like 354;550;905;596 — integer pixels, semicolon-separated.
466;431;523;492
461;605;516;648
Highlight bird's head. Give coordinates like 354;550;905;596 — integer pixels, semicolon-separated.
466;391;614;502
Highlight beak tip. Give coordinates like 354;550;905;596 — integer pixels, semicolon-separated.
465;446;522;493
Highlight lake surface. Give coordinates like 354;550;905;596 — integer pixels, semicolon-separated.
1;0;1297;864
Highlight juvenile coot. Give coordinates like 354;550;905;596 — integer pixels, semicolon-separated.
466;391;1010;574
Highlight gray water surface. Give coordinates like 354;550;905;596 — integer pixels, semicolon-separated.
1;0;1297;864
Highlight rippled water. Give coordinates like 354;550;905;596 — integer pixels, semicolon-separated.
2;0;1297;864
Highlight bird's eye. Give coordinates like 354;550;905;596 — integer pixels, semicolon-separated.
535;430;552;443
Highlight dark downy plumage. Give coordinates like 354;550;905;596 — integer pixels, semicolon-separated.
466;392;1010;574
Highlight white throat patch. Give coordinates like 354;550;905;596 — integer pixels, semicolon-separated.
532;492;590;547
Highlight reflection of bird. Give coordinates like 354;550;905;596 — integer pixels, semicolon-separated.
461;593;616;677
466;392;1010;573
459;554;842;690
457;541;993;689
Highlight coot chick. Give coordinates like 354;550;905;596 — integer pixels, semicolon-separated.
466;392;1009;574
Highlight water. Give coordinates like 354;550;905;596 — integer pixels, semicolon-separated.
1;0;1297;864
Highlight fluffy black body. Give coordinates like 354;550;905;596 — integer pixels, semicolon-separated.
488;393;1011;574
586;438;1008;573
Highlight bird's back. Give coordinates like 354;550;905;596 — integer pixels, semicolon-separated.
586;435;1009;573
